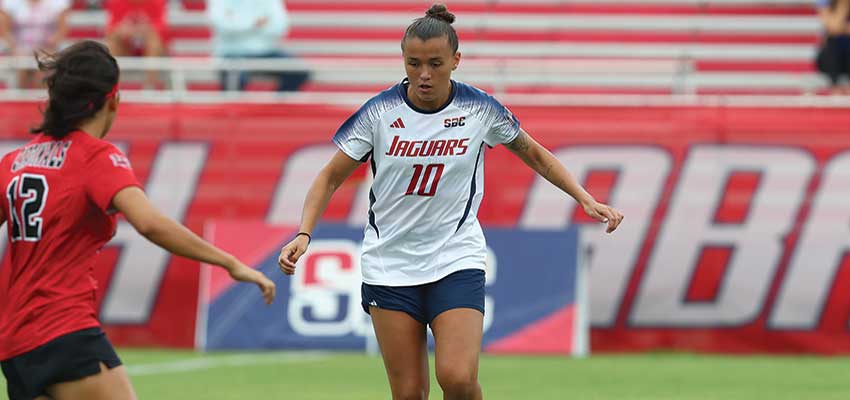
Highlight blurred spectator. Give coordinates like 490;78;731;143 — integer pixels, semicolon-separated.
0;0;70;88
105;0;166;88
209;0;309;92
0;9;12;52
84;0;103;9
816;0;850;94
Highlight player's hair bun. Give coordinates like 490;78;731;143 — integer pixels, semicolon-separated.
426;3;455;24
402;2;459;53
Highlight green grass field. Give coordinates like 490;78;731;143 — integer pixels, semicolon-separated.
2;350;849;399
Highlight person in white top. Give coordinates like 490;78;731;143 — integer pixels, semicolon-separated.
207;0;309;91
0;0;70;88
278;3;623;399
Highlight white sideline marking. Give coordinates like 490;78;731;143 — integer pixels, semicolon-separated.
126;352;330;376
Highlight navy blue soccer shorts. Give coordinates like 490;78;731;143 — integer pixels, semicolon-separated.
361;268;485;324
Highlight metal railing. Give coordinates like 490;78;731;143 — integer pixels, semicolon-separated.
0;54;840;107
0;55;698;95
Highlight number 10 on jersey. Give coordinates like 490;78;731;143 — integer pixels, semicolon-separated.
405;164;444;197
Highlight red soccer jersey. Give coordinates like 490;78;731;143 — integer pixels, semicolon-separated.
0;131;141;360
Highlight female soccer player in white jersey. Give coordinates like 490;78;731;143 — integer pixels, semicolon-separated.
279;3;623;399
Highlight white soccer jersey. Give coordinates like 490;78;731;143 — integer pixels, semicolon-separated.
333;78;521;286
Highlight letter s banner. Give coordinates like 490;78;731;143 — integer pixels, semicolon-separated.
197;221;586;355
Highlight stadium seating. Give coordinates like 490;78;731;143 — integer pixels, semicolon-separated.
52;0;830;95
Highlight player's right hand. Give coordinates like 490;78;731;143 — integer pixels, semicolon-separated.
278;234;309;275
228;263;276;305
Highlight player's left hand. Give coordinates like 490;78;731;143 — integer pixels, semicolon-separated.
582;201;624;234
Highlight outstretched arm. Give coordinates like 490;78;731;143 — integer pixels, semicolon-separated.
113;186;276;304
505;129;624;233
278;150;363;274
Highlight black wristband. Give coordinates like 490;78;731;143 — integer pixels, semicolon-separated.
296;232;312;244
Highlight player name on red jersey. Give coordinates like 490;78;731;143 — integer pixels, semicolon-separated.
385;136;469;158
11;140;72;172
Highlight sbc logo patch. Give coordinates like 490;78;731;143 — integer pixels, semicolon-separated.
444;116;466;128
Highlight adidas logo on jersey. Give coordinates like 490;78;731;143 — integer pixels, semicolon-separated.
390;118;405;129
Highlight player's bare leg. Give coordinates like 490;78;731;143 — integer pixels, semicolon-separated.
370;307;430;400
142;27;164;89
431;308;483;400
47;363;136;400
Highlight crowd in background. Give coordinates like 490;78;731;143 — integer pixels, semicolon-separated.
1;0;847;94
0;0;309;90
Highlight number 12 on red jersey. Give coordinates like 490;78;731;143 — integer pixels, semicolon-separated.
6;173;48;242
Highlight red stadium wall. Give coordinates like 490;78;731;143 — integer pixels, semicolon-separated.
1;101;849;354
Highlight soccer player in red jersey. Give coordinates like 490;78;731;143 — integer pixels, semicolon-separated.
0;40;276;400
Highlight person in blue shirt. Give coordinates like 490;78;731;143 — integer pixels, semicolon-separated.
208;0;309;91
816;0;850;94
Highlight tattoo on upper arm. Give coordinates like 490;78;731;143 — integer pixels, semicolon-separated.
507;131;530;152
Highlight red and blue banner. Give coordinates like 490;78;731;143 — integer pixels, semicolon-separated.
198;221;586;355
1;101;850;354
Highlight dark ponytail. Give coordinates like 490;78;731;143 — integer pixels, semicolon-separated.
31;40;120;139
402;3;458;53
